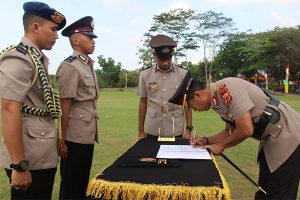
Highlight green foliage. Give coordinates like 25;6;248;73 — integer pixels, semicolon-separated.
213;27;300;91
138;9;235;82
150;8;198;57
138;9;198;65
181;60;206;81
137;35;154;67
97;55;122;88
193;11;236;83
49;74;58;89
118;69;140;88
96;55;140;88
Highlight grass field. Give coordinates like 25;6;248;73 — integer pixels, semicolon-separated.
0;90;299;200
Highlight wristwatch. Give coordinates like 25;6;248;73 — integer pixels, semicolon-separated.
186;125;193;132
203;137;209;145
10;160;29;172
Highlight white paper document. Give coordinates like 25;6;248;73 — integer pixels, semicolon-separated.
156;145;212;160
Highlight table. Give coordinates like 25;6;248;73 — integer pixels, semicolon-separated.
87;138;231;200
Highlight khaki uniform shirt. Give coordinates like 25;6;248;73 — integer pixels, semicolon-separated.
0;37;57;170
210;77;300;172
56;50;99;144
138;64;189;137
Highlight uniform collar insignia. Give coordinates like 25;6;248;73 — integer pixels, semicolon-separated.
155;64;173;72
78;54;88;64
210;83;220;108
30;47;41;57
211;96;219;107
171;63;175;71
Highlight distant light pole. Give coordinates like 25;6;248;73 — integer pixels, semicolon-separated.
125;73;128;88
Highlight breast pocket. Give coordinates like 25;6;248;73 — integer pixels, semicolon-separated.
83;77;96;88
147;83;159;98
24;126;57;168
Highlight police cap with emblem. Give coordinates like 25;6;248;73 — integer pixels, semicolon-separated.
23;1;66;30
169;71;193;105
62;16;97;38
149;34;177;61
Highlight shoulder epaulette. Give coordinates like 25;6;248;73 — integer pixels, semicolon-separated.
64;56;77;63
140;64;152;71
178;64;188;70
16;42;29;55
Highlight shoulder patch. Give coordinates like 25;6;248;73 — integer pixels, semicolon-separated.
178;64;188;70
140;64;152;71
16;42;29;55
218;84;232;106
64;56;77;63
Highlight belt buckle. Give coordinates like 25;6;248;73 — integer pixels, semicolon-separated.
162;105;168;113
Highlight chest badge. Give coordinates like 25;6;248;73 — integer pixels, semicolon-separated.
148;82;159;90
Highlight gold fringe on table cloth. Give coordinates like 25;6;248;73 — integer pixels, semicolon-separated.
86;155;231;200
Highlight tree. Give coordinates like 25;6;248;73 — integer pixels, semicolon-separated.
193;11;235;83
214;32;261;79
214;26;300;92
96;55;121;88
181;61;206;81
118;69;140;88
138;9;198;65
137;35;154;67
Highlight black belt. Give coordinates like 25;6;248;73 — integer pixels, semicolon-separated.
252;88;281;140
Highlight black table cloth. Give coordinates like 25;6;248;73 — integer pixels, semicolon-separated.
87;138;231;200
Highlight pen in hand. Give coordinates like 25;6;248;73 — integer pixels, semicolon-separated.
192;129;197;147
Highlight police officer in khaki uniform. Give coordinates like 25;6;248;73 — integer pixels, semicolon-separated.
170;76;300;199
56;16;99;200
0;2;66;199
138;34;193;139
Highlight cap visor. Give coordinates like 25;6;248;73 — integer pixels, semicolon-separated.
82;32;98;38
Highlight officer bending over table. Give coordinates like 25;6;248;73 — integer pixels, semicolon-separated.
169;75;300;200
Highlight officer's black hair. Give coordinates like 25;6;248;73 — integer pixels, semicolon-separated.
187;80;206;100
23;13;47;33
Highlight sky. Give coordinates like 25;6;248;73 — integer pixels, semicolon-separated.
1;0;300;74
